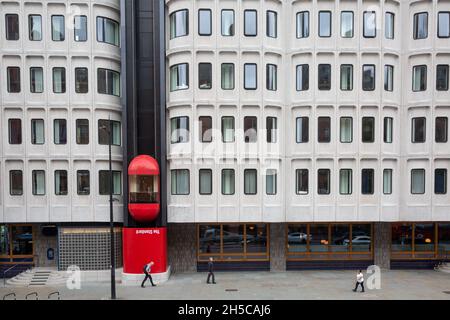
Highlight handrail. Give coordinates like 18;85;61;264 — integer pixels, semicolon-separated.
3;264;19;286
48;291;60;300
25;292;38;300
2;293;16;300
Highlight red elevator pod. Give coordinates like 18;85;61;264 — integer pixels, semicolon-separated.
128;155;160;222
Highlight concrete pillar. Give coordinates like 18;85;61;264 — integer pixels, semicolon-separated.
374;222;391;269
167;223;197;273
270;223;286;271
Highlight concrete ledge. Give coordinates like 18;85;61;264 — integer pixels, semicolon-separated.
121;266;171;286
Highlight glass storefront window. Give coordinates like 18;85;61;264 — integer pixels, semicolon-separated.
438;223;450;254
11;226;33;255
351;224;372;252
246;224;267;254
392;223;413;252
287;225;308;253
222;225;244;255
0;226;9;256
330;225;350;252
414;223;435;252
198;225;221;255
309;225;329;252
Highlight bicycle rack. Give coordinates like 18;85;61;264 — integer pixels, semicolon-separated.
48;291;60;300
25;292;38;300
2;293;16;300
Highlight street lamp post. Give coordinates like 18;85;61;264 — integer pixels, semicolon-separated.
102;118;116;300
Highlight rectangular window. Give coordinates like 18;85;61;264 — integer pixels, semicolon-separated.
199;116;212;143
318;11;331;37
221;116;235;142
438;12;450;38
411;169;425;194
435;169;447;194
221;10;235;36
99;170;122;195
75;67;89;93
52;67;66;93
363;11;376;38
266;64;277;91
339;169;352;195
317;169;330;195
412;117;426;143
74;15;87;41
385;12;395;39
51;15;65;41
199;169;212;195
296;11;309;38
32;170;45;195
198;9;211;36
318;64;331;90
221;63;234;90
77;170;90;195
31;119;44;144
340;117;353;143
221;169;235;195
384;65;394;91
266;11;277;38
30;67;43;93
413;12;428;39
384;117;393;143
98;119;121;146
362;117;375;143
296;169;308;195
170;116;189;143
244;116;257;143
266;169;277;195
435;117;448;143
296;117;309;143
244;64;257;90
266;117;277;143
436;64;449;91
54;170;68;195
29;15;42;41
54;119;67;145
169;63;189;91
412;65;427;91
244;169;257;195
340;64;353;90
361;169;374;195
318;117;331;143
6;14;19;40
383;169;392;194
97;16;120;46
244;10;257;36
362;64;375;91
198;63;212;89
10;170;23;196
76;119;89;145
341;11;353;38
296;64;309;91
98;68;120;96
8;119;22;144
7;67;20;93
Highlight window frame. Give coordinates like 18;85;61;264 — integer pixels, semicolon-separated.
31;118;45;145
51;15;65;42
318;64;331;91
266;10;277;38
413;12;428;40
53;118;67;145
296;117;309;143
221;9;235;36
76;170;90;195
318;11;332;38
99;170;122;196
30;66;44;93
384;64;394;92
96;16;120;46
199;116;213;143
437;11;450;38
363;11;376;38
243;169;257;195
75;67;89;94
74;15;87;42
28;14;42;41
339;116;353;143
221;169;235;195
434;169;447;195
317;169;331;195
266;116;277;143
296;11;310;39
97;68;120;96
98;119;121;146
411;169;426;195
199;169;213;195
383;117;394;144
8;118;22;145
54;170;68;196
412;65;427;92
266;63;277;91
244;63;257;90
170;116;190;144
9;170;23;196
436;64;449;91
411;117;426;143
221;63;235;90
361;168;375;195
385;12;395;39
198;62;212;90
198;8;212;36
221;116;235;143
362;64;376;91
340;64;353;91
76;119;90;145
244;9;257;37
5;14;19;41
52;67;66;94
266;169;277;195
383;169;393;195
361;116;375;143
7;66;21;93
169;63;189;92
296;64;309;91
295;169;309;195
317;116;331;143
340;11;354;38
32;170;46;196
435;117;448;143
339;168;353;195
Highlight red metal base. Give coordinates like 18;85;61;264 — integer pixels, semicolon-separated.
122;227;167;274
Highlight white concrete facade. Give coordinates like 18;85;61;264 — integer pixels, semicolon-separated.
165;0;450;223
0;0;123;224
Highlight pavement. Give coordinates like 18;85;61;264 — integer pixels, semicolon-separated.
1;270;449;300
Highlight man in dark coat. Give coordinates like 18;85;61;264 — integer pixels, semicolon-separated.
206;257;216;284
141;261;156;288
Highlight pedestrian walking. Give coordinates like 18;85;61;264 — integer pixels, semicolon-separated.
352;270;365;292
206;257;216;284
141;261;156;288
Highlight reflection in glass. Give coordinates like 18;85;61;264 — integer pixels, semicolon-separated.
246;224;267;253
351;224;371;252
318;11;331;37
414;224;435;252
11;226;33;255
129;175;158;203
392;223;413;251
309;225;329;252
341;11;353;38
287;225;308;253
330;225;350;252
199;225;221;254
438;223;450;254
222;225;244;254
0;226;9;256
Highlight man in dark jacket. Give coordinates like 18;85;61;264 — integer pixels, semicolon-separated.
206;257;216;284
141;261;156;288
